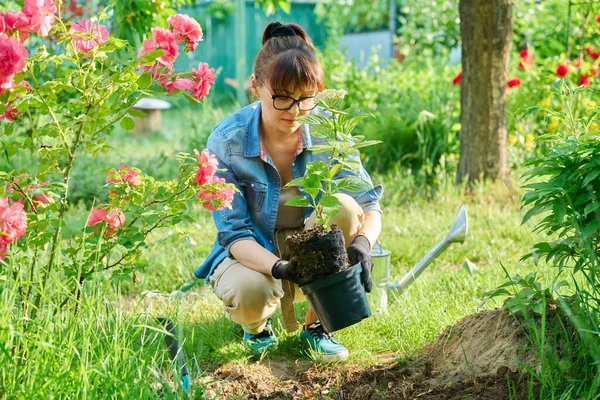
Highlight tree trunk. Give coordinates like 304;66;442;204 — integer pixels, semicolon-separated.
457;0;512;184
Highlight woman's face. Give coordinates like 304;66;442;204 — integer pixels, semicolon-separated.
255;78;316;137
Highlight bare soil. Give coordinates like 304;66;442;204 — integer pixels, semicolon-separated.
286;225;348;286
196;308;541;399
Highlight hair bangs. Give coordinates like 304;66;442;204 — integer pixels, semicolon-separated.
266;50;324;95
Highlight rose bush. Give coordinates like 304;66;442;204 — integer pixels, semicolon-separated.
0;3;235;315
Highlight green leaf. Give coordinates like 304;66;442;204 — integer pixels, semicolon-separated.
352;140;382;150
583;218;600;239
310;125;336;139
306;160;328;176
285;195;311;207
522;106;541;118
319;195;342;208
335;177;372;192
120;117;135;131
304;188;320;199
285;176;305;187
552;199;566;224
583;169;600;187
462;259;478;275
584;201;600;217
298;114;331;126
304;174;322;189
329;164;343;178
521;205;545;224
137;72;152;89
308;145;334;154
128;109;146;118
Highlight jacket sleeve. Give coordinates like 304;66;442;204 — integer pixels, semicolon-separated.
207;129;257;257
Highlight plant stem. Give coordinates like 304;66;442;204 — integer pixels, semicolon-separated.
31;104;91;319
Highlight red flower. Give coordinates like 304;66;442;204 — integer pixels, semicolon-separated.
519;49;534;70
580;75;590;87
452;71;462;86
596;15;600;24
507;78;521;88
592;66;599;78
585;46;600;60
556;64;569;77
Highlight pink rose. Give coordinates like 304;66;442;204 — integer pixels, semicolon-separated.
87;207;125;237
194;148;219;185
0;198;27;246
0;241;7;260
0;102;19;121
106;165;141;187
190;62;216;100
580;75;590;87
22;0;57;37
452;71;462;86
197;188;234;211
87;207;107;227
556;64;568;77
1;11;31;42
105;208;125;236
197;176;235;211
507;77;521;88
0;36;29;92
71;19;109;53
161;77;194;93
138;27;178;76
168;14;203;51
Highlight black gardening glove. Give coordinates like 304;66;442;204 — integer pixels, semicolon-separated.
271;259;303;285
347;235;373;293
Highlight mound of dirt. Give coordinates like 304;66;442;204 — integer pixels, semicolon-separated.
196;308;540;399
417;308;538;381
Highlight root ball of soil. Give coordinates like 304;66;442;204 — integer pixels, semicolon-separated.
286;225;348;286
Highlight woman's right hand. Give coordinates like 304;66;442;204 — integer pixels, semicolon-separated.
271;259;303;284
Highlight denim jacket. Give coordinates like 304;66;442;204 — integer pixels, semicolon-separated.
194;102;384;281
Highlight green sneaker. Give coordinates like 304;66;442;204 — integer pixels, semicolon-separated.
243;319;278;354
299;322;349;362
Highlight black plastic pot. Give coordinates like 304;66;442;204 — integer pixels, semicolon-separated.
299;263;371;332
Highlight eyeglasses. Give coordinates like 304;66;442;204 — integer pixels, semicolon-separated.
259;79;317;111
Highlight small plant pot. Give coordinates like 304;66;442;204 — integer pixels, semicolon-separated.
299;263;371;332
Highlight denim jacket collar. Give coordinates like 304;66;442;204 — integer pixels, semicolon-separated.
243;102;313;159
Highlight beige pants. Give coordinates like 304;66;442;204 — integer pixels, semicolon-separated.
209;193;365;334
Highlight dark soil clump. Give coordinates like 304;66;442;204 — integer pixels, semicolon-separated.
286;224;348;286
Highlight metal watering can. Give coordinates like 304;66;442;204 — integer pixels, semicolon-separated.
369;205;468;312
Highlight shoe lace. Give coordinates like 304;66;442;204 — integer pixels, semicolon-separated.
307;322;333;340
251;320;274;340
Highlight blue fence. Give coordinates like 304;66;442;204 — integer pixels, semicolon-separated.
175;1;328;96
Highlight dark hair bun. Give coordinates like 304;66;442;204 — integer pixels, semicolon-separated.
267;22;296;40
261;22;313;47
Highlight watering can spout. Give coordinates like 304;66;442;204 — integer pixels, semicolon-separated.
388;205;468;292
446;205;468;244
